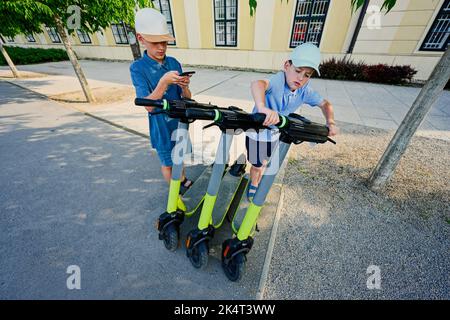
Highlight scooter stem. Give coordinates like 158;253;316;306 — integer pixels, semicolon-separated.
167;121;189;213
237;142;291;240
197;132;234;230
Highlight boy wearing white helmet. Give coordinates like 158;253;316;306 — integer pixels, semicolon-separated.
130;8;193;189
246;43;338;200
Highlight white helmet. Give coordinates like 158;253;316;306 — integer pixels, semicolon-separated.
135;8;175;42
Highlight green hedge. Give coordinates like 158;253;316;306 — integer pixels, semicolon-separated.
319;58;418;85
0;46;69;66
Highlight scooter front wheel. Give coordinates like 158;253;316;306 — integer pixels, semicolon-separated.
189;241;209;269
162;224;179;252
222;253;246;282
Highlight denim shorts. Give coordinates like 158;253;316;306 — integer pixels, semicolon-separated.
148;113;180;167
245;136;277;168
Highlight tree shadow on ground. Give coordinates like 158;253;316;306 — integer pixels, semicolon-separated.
0;85;259;299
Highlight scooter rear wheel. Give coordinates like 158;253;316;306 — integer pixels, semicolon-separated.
162;224;179;252
189;241;209;269
222;253;246;282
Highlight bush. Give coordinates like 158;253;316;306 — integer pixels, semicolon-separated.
363;64;417;85
0;46;69;66
318;57;365;82
319;58;417;85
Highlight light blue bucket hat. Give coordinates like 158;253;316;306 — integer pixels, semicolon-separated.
289;43;321;76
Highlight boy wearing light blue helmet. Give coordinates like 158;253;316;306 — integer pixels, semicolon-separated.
246;43;338;200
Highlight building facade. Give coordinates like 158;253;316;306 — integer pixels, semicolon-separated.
2;0;449;80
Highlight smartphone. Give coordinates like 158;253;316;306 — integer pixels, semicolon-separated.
180;71;195;76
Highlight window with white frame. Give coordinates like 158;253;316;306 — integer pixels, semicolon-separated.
76;29;91;44
46;26;61;43
153;0;176;45
26;34;36;42
111;23;129;44
290;0;330;48
214;0;238;47
420;0;449;52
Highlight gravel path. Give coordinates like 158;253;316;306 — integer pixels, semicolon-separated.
264;123;449;299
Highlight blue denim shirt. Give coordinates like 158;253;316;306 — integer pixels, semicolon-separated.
130;51;184;162
247;71;324;141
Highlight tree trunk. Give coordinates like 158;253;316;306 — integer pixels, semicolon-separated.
368;48;450;191
54;17;96;103
124;23;141;60
0;40;20;78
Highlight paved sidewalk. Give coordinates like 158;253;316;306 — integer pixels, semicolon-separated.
0;81;281;299
2;60;449;142
2;59;449;167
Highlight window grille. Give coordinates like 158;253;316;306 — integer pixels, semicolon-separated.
76;30;91;44
290;0;330;48
153;0;176;45
214;0;238;47
26;34;36;42
111;23;129;44
420;0;449;51
46;27;61;43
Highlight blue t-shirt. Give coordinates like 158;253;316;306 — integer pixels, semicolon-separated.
130;51;183;153
247;71;324;141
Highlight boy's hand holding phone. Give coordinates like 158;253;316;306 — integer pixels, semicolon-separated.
180;71;195;77
161;71;183;86
160;71;193;89
178;71;195;89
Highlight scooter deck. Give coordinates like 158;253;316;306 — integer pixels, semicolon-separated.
231;177;255;235
211;172;246;228
182;166;213;216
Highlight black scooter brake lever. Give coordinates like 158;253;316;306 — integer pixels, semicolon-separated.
202;122;216;130
149;110;166;116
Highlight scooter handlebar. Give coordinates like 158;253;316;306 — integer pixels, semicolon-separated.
185;108;217;120
250;113;266;124
134;98;285;129
250;113;286;128
134;98;165;109
186;109;276;125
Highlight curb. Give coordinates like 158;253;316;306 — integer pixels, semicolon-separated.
256;151;290;300
256;182;285;300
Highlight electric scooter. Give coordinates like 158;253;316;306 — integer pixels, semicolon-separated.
134;98;229;251
184;107;276;269
222;113;336;281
